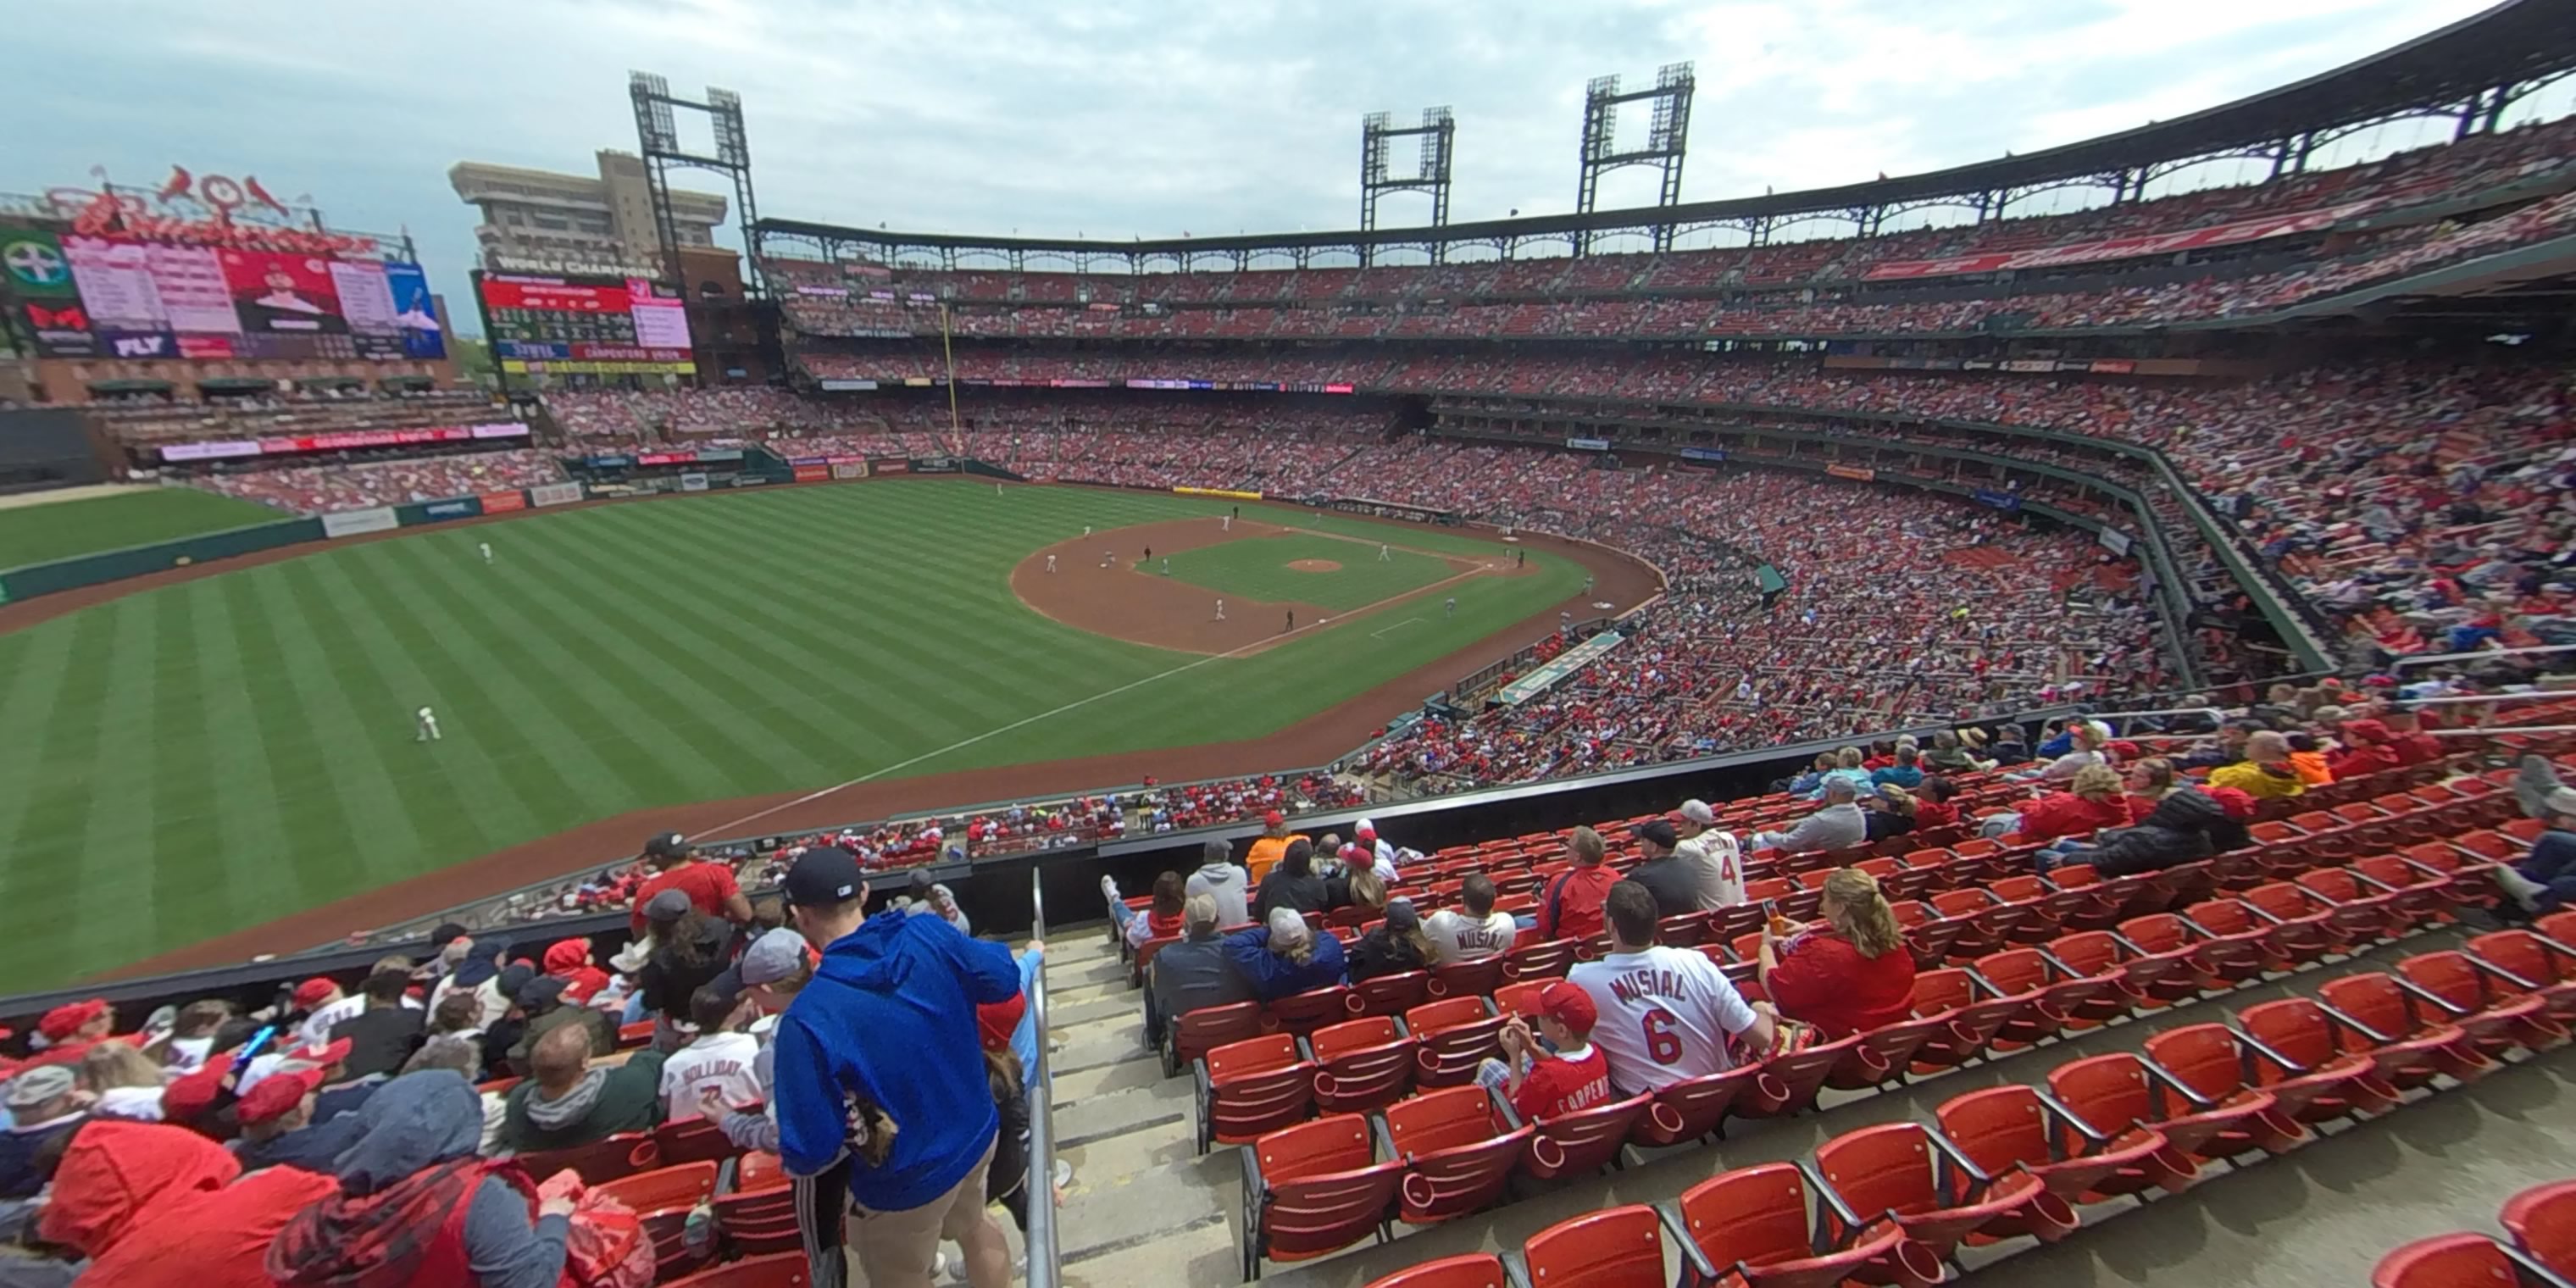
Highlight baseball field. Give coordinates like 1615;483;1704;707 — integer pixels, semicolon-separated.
0;479;1646;989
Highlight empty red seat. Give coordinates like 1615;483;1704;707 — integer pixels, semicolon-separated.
2315;971;2493;1089
1491;980;1552;1020
1520;1204;1687;1288
1824;1008;1954;1091
1811;1122;2077;1258
1196;1034;1318;1152
2295;867;2405;942
2036;932;2145;1026
709;1181;800;1257
2229;999;2403;1121
1503;938;1578;980
1906;968;2024;1073
2116;913;2238;999
2394;950;2568;1057
1633;1066;1765;1147
1166;1000;1265;1077
651;1114;738;1169
518;1131;658;1186
2501;1178;2576;1279
1310;1017;1417;1115
2464;930;2576;1023
1267;985;1357;1037
1425;956;1507;1001
1968;948;2074;1048
1519;1091;1652;1182
1934;1083;2195;1205
1362;1254;1507;1288
2181;897;2301;974
2047;1051;2296;1164
2140;1026;2318;1154
1350;970;1431;1019
2368;1233;2529;1288
2238;880;2348;959
1241;1113;1405;1278
1674;1162;1943;1288
1405;997;1507;1088
1384;1085;1530;1224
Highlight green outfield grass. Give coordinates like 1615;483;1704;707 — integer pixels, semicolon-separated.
0;481;1581;988
0;489;285;571
1148;532;1461;610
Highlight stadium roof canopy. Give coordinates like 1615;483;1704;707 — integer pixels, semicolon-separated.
757;0;2576;261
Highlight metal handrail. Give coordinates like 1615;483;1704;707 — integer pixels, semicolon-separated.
1024;869;1062;1288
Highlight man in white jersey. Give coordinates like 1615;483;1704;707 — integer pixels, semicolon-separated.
1669;800;1747;911
1569;882;1772;1094
479;541;493;565
414;706;441;742
1422;874;1516;963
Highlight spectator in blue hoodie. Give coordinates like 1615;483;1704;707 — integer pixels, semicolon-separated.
1222;908;1348;1002
770;847;1019;1288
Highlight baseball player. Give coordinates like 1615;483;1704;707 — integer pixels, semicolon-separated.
1221;514;1231;531
1561;610;1573;633
479;541;493;565
1101;550;1113;569
1143;546;1152;564
1584;574;1596;596
1568;884;1770;1094
1162;558;1172;575
1045;554;1058;574
1284;610;1294;633
1214;598;1225;622
1084;525;1091;536
1446;597;1457;619
414;706;441;742
1379;543;1391;562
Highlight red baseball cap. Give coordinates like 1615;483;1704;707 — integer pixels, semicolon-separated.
1535;982;1597;1036
37;1000;106;1042
541;940;593;974
1263;810;1285;828
161;1063;230;1123
976;992;1028;1052
236;1064;328;1125
291;978;339;1008
297;1037;353;1069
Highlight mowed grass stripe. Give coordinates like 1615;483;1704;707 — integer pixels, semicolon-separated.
66;597;169;964
308;552;537;861
186;580;293;935
384;529;694;816
0;482;1592;986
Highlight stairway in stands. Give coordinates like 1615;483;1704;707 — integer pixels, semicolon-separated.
1041;929;1246;1285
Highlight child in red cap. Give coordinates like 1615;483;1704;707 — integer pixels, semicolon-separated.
1477;981;1613;1122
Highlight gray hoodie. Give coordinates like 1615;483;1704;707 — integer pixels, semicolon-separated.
331;1071;570;1288
1185;861;1251;926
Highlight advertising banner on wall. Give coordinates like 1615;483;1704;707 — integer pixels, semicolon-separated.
791;464;829;482
528;481;584;508
1825;464;1877;482
479;491;528;514
322;506;398;538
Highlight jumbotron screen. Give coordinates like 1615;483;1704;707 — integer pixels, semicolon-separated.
1;224;445;362
479;272;696;375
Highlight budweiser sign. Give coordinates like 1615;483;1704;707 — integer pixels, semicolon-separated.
41;164;378;258
1863;200;2381;280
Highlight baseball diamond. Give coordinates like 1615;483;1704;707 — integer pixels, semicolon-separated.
0;478;1644;988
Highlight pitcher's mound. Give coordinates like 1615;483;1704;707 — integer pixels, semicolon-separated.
1286;558;1343;572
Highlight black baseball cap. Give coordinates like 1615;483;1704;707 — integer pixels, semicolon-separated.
644;831;692;861
785;847;865;908
1630;819;1679;848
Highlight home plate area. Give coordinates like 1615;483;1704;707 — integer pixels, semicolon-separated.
1008;515;1529;656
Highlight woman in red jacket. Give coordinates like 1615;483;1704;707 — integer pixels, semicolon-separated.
1757;869;1917;1039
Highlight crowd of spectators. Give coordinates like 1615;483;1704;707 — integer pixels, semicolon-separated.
94;387;500;450
763;115;2576;342
178;448;567;514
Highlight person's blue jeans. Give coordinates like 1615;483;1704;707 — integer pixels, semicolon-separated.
2035;840;2096;874
621;991;647;1025
2515;832;2576;913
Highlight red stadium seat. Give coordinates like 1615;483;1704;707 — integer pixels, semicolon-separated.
1674;1162;1943;1288
1425;957;1507;1001
652;1114;740;1168
2368;1233;2536;1288
1241;1114;1404;1278
1362;1255;1508;1288
1935;1083;2195;1204
1350;970;1431;1019
1309;1017;1418;1115
1266;985;1356;1037
2047;1051;2296;1165
2464;930;2576;1023
518;1131;658;1186
2315;971;2494;1088
2229;999;2403;1121
1405;998;1507;1089
1196;1034;1317;1152
1167;1000;1265;1077
2393;950;2568;1057
1632;1066;1765;1147
1518;1091;1651;1182
2501;1179;2576;1279
1810;1122;2077;1258
1383;1085;1530;1224
596;1160;719;1282
1503;938;1578;981
1520;1204;1695;1288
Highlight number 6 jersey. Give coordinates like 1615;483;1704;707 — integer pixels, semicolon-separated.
1568;944;1762;1094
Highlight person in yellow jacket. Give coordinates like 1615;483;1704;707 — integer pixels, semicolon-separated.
2207;730;2307;800
1245;811;1307;884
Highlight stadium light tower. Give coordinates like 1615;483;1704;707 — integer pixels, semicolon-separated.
1360;107;1456;263
629;72;765;294
1574;62;1694;253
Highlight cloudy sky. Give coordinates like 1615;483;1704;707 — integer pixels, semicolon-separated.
12;0;2540;327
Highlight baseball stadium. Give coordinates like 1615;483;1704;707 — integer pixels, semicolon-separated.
2;3;2575;1286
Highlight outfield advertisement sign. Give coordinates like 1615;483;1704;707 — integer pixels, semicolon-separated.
1826;464;1877;482
321;506;398;538
680;473;710;492
830;463;867;480
420;498;480;520
480;491;529;514
871;458;910;475
158;421;529;463
528;482;584;507
1679;447;1726;463
1497;631;1626;707
792;464;830;482
911;456;959;474
1566;437;1612;452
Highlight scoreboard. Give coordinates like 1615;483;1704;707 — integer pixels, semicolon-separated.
478;271;696;375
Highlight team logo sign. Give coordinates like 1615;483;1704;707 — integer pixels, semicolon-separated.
3;237;69;289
